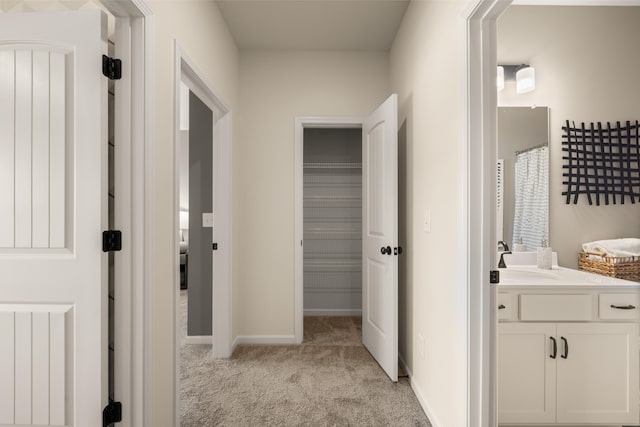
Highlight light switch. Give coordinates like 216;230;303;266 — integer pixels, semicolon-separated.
202;212;214;228
424;209;431;233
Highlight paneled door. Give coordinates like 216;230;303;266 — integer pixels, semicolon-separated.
362;94;398;382
0;10;108;426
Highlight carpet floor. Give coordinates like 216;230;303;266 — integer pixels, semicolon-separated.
180;292;431;426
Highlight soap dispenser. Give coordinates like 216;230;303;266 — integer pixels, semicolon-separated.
537;239;552;269
513;237;526;252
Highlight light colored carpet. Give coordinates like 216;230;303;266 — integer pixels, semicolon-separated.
180;294;430;426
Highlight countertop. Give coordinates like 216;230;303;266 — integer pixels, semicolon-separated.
498;265;640;289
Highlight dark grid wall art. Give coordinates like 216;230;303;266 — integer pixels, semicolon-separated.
562;120;640;206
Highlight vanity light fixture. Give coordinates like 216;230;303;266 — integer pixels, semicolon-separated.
497;64;535;94
516;66;535;94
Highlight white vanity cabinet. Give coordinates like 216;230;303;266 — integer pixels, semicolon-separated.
498;287;640;426
555;323;637;424
499;323;557;423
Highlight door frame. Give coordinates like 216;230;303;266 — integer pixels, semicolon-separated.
96;2;154;427
294;116;364;343
463;0;640;425
173;39;233;424
464;1;509;425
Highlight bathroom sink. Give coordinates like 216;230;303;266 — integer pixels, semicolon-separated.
500;267;561;283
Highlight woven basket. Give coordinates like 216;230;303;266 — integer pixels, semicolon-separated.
578;251;640;282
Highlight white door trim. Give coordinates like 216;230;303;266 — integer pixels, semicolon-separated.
463;1;629;425
463;1;512;426
173;39;233;426
96;2;154;427
294;116;364;343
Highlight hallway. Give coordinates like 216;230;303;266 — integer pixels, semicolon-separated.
179;294;430;426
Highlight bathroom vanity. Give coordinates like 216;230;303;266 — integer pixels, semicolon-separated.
498;266;640;426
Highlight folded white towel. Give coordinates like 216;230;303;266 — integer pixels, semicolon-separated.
582;238;640;257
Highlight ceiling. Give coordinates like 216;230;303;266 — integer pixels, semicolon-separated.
216;0;410;51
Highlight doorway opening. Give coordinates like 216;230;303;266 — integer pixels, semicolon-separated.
294;117;364;344
302;127;363;341
178;81;215;345
174;41;233;425
295;95;399;382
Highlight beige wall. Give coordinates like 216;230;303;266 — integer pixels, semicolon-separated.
150;1;238;424
498;6;640;268
390;1;468;425
233;50;390;337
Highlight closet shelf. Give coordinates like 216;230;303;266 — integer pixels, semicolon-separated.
304;162;362;169
304;195;361;201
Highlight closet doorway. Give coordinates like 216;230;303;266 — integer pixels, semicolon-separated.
295;118;365;346
302;128;363;318
295;95;400;381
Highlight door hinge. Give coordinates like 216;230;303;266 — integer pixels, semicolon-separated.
212;243;218;250
103;401;122;426
102;230;122;252
102;55;122;80
490;270;500;284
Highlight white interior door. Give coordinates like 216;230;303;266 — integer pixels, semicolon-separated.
0;10;108;426
362;94;398;382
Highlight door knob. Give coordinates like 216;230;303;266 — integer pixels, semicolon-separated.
380;246;392;255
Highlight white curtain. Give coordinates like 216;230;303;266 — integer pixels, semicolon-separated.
512;146;549;251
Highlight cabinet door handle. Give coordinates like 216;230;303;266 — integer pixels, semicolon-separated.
560;336;568;359
611;304;636;310
550;337;557;359
498;304;506;310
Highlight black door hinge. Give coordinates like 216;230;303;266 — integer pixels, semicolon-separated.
103;401;122;426
490;270;500;284
212;243;218;250
102;55;122;80
102;230;122;252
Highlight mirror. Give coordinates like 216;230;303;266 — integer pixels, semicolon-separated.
497;106;550;251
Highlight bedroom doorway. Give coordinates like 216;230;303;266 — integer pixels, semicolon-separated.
178;82;214;345
174;41;233;424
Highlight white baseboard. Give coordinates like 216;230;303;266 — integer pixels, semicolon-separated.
183;335;213;345
231;334;297;353
410;376;441;427
398;352;413;378
303;309;362;316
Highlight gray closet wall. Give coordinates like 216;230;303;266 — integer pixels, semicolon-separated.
304;128;362;315
187;92;213;336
